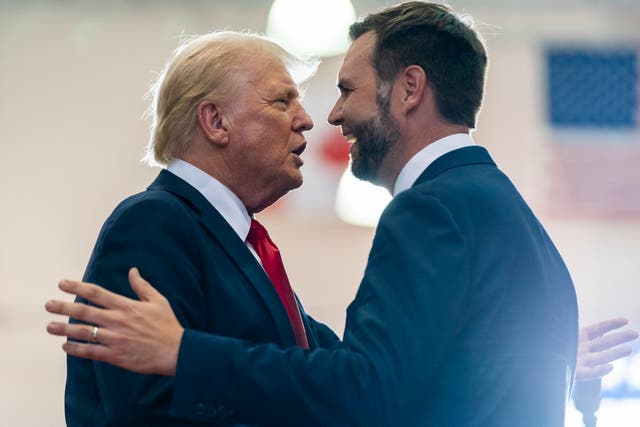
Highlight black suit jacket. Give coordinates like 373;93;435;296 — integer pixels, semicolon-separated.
166;146;579;427
64;170;338;426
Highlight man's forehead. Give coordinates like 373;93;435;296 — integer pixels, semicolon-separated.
266;78;299;96
243;55;294;82
249;72;301;101
265;67;299;91
338;32;376;81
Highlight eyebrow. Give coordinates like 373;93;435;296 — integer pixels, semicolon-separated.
286;87;299;98
337;75;357;89
271;85;299;99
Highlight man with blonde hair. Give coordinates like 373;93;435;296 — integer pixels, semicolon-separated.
60;31;336;426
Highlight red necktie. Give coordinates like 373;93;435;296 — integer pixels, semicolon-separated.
246;219;309;349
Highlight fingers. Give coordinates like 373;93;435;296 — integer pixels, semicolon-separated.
582;317;629;339
45;299;110;326
588;330;639;352
576;364;614;381
46;321;114;345
62;341;113;364
58;279;129;310
128;267;163;302
582;345;633;368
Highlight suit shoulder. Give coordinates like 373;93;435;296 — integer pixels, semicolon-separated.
111;188;194;219
416;163;499;195
98;188;198;237
405;163;523;214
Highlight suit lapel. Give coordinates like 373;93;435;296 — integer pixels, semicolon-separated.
148;170;297;346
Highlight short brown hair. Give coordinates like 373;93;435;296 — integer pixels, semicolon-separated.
350;1;487;128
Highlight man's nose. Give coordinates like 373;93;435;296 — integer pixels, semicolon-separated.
294;106;314;132
328;99;343;126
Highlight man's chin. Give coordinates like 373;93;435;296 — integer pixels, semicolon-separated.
352;160;387;187
350;162;371;183
288;173;304;191
254;178;302;213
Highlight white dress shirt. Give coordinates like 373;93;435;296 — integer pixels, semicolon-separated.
166;159;251;242
393;133;476;196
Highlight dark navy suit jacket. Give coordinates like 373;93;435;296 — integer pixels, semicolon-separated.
64;170;338;426
166;146;579;427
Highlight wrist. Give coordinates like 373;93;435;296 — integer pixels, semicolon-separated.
163;326;184;377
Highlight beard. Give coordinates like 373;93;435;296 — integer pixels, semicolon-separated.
350;107;400;184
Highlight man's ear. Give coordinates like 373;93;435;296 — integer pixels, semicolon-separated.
398;65;427;113
196;99;229;145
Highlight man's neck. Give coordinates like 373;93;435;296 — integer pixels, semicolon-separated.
377;124;470;192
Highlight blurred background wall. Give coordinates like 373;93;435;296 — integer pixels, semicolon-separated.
0;0;638;425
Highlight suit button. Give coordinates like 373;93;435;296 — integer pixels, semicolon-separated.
194;402;206;416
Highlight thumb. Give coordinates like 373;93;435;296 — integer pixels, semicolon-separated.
128;267;162;302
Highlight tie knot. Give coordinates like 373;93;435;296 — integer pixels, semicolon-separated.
247;219;269;243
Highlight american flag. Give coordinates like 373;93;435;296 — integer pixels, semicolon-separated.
544;45;640;219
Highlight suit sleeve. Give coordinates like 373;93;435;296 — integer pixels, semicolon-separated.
75;196;213;426
170;192;472;427
306;315;341;348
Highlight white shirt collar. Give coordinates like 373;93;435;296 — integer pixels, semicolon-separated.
393;133;475;196
166;159;251;241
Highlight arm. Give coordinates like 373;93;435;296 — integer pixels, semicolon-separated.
306;315;341;348
48;193;469;427
50;264;380;426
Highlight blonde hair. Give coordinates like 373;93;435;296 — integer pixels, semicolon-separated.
144;31;317;166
